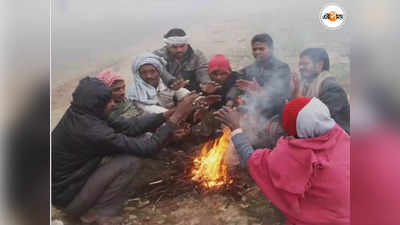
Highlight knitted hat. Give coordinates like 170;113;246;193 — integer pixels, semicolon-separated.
282;97;336;138
208;54;232;74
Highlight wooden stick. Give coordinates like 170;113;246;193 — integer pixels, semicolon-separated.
149;180;163;185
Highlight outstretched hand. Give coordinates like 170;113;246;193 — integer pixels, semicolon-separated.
170;79;190;90
168;91;200;124
192;95;222;109
291;72;300;98
214;106;241;130
200;81;222;94
236;78;261;93
225;100;235;108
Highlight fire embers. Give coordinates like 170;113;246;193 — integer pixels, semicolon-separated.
191;127;234;189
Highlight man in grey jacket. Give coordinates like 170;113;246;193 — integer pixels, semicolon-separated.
154;28;210;92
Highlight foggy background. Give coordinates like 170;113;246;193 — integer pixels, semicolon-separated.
52;0;350;85
51;0;351;147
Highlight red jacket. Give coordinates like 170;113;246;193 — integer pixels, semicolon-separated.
248;125;350;225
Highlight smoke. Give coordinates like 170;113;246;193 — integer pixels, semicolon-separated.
238;69;290;149
223;139;240;167
240;94;272;147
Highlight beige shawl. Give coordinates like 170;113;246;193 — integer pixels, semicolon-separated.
299;71;335;97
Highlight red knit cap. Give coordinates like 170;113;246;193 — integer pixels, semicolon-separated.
282;97;312;137
208;54;232;74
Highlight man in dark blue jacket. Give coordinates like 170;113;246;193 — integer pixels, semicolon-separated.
237;33;292;119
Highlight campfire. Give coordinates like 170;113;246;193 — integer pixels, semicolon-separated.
191;127;234;189
131;125;250;204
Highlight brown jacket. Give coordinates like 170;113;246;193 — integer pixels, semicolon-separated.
154;46;210;92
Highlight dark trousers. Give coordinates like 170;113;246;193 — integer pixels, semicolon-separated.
65;155;141;217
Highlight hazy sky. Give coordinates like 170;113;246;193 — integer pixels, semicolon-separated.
51;0;349;79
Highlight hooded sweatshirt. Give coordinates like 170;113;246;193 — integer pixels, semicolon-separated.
52;77;176;208
231;97;350;225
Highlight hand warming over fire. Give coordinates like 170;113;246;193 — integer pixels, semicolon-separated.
170;79;190;90
225;100;235;108
214;106;241;131
168;92;200;125
235;78;261;93
163;107;176;119
291;72;301;98
200;81;222;94
192;95;222;109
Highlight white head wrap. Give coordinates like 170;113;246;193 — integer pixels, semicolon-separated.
163;35;190;46
127;53;167;105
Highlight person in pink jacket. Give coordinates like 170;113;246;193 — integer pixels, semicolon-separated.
215;97;350;225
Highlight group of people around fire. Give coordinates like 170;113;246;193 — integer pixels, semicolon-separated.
52;28;350;225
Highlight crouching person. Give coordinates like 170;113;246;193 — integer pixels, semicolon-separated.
52;77;199;225
215;97;350;225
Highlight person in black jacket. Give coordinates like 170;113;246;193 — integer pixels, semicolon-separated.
200;54;243;109
52;77;199;225
236;33;292;119
296;48;350;134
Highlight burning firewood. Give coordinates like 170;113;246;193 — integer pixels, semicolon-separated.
129;131;251;205
190;127;234;189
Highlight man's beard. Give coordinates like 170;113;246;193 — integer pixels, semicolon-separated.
301;71;319;82
148;80;159;88
173;52;185;60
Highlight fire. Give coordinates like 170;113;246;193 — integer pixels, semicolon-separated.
191;127;234;188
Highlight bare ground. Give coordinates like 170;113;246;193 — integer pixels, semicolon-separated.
52;144;285;225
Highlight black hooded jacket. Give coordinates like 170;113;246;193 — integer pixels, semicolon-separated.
52;77;176;208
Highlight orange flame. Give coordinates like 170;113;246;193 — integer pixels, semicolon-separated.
191;128;234;188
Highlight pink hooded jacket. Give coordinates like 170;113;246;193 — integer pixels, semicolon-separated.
248;124;350;225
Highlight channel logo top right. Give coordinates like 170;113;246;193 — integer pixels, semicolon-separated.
320;4;346;30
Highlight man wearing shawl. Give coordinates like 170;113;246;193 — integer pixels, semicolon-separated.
154;28;210;92
127;53;191;114
215;97;350;225
294;48;350;134
96;68;144;120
